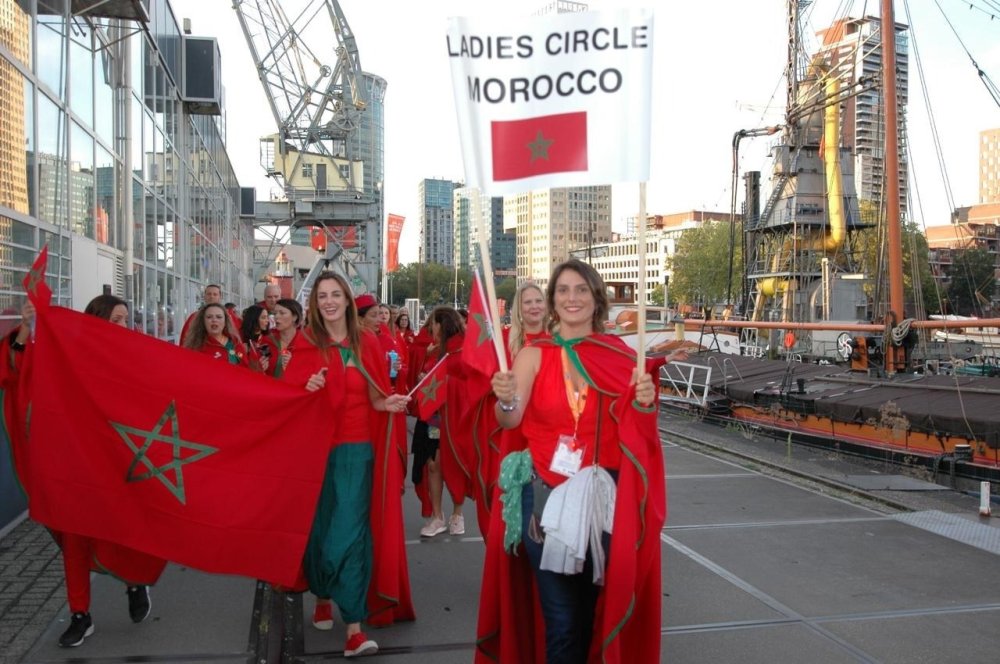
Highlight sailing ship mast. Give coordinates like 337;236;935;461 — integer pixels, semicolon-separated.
880;0;907;372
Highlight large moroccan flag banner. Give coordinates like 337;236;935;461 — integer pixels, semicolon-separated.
24;277;336;587
446;8;654;195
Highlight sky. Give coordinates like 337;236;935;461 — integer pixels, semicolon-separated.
170;0;1000;265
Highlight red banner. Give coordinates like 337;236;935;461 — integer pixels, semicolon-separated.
386;214;405;272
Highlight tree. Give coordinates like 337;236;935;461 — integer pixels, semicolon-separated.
946;246;996;316
384;263;474;307
649;284;665;306
667;221;742;308
495;277;517;307
849;220;941;318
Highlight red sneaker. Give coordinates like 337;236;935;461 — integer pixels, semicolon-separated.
311;603;333;631
344;631;378;657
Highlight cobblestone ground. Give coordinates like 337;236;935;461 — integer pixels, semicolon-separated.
0;518;65;664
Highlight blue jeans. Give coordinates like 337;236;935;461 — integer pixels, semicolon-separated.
521;481;603;664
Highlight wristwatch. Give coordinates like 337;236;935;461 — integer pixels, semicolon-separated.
498;396;519;413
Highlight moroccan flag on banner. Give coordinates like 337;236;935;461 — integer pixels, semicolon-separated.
491;112;587;182
462;273;501;377
23;291;336;587
412;355;449;421
447;8;654;195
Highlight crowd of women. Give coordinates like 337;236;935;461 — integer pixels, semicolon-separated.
2;258;684;663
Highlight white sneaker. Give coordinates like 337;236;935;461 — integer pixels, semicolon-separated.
448;514;465;535
420;517;447;537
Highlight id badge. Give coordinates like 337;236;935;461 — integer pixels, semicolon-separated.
549;434;584;477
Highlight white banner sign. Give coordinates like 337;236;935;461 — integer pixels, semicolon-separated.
447;9;654;196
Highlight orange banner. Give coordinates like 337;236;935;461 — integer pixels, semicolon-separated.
386;214;405;272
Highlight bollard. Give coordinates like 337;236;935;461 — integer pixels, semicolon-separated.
980;481;992;517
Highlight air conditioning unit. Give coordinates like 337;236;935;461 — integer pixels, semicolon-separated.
182;36;221;115
240;187;256;218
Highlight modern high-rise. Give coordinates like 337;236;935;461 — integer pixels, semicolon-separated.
980;128;1000;204
817;16;909;218
504;186;612;287
453;187;515;278
419;178;461;266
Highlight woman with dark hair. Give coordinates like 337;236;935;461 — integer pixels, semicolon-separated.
394;311;415;350
240;304;271;373
478;258;685;664
412;306;472;538
260;298;303;378
357;294;405;387
84;295;131;326
276;272;414;655
2;294;165;648
182;303;249;367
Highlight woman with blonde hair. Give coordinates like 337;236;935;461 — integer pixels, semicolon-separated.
506;281;548;360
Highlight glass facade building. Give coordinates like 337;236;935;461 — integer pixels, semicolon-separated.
0;0;252;342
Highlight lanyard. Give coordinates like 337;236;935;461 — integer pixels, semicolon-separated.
561;347;588;433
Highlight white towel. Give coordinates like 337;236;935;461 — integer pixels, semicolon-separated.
539;466;616;584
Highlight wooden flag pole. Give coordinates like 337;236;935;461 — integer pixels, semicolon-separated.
475;212;509;373
637;182;648;370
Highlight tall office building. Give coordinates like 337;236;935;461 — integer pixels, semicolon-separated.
817;16;909;218
454;187;515;278
504;186;612;287
980;128;1000;204
419;178;461;266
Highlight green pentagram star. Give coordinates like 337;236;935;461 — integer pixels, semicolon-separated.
25;261;45;296
472;312;493;346
527;130;554;162
421;374;443;403
111;401;218;505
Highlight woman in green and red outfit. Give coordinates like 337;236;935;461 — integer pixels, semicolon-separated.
259;298;303;378
182;303;249;367
2;295;165;649
276;272;414;657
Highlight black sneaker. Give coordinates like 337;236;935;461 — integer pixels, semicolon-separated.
127;585;151;623
58;612;94;647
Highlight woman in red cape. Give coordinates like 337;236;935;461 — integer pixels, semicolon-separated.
277;272;414;656
479;260;681;664
412;306;474;537
2;296;165;649
182;303;250;368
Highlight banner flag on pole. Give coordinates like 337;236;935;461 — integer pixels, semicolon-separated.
385;214;406;272
446;9;654;195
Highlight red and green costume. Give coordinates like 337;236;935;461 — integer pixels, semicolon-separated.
278;329;414;626
476;333;666;663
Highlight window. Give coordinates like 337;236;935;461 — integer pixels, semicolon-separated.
302;163;313;178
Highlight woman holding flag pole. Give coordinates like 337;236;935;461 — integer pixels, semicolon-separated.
276;271;414;657
479;258;682;663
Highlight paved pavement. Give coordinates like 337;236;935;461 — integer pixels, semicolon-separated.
3;413;1000;663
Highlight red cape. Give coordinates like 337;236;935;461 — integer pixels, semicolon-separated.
476;334;665;663
279;330;414;625
413;335;475;513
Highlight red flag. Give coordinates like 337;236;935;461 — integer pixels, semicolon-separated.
25;306;336;587
386;214;405;272
491;111;588;182
23;245;52;309
413;355;448;420
462;273;500;378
